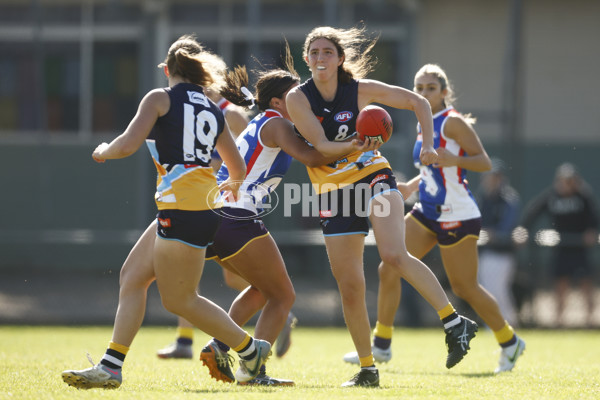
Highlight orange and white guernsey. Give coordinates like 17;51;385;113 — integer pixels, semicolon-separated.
146;83;225;211
297;78;391;194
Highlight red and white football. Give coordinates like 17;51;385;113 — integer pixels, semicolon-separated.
356;105;393;144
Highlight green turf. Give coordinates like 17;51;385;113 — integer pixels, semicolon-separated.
0;326;598;399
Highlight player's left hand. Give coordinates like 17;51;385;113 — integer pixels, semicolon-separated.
419;144;438;166
431;147;457;168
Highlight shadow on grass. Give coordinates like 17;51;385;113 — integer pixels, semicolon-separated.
389;370;496;378
182;386;282;393
459;372;496;378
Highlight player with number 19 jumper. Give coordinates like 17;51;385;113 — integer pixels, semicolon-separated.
61;35;270;390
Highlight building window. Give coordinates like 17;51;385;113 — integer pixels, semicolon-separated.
92;42;139;134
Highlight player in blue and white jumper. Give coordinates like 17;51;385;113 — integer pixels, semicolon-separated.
371;64;525;373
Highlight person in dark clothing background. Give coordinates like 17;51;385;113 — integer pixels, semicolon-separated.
521;162;599;327
477;159;521;327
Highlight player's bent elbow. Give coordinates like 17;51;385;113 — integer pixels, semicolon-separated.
482;158;493;172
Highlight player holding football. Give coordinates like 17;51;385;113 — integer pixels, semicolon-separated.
286;26;478;387
344;63;525;374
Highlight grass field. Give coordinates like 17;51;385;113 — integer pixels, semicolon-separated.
0;326;599;399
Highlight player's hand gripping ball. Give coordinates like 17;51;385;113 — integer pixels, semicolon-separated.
356;105;393;144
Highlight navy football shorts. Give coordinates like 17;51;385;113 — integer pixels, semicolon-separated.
409;208;481;247
156;209;220;248
318;168;400;236
205;207;270;261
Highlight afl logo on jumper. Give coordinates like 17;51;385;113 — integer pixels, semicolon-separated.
334;111;353;123
187;91;210;106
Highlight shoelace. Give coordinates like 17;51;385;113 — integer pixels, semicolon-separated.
446;321;465;346
349;372;362;382
351;369;372;382
214;349;234;368
85;352;96;367
457;323;469;351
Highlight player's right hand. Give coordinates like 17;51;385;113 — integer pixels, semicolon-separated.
92;142;109;163
218;178;242;202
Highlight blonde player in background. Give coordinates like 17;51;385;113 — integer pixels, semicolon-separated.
345;64;525;374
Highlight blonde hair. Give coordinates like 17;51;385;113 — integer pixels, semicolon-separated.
415;63;476;124
303;25;378;84
158;34;226;90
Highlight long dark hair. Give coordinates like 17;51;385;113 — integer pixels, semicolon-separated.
303;25;378;84
220;41;300;111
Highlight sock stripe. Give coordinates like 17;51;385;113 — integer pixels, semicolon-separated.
177;337;193;346
108;341;129;355
238;341;256;360
177;327;194;340
494;322;516;345
437;303;456;320
373;321;393;339
101;354;124;368
105;348;126;361
373;336;392;350
445;318;461;330
359;354;375;368
232;334;252;353
100;359;121;370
